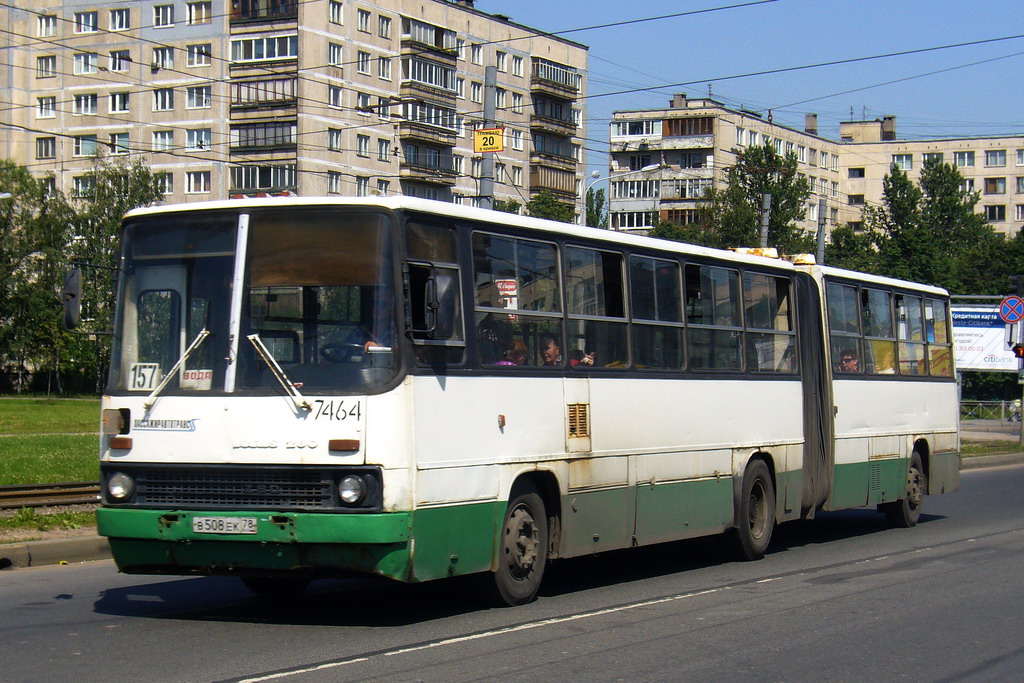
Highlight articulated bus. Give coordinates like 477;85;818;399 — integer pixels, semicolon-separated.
81;197;960;605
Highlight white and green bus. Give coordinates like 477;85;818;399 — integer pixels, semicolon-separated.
80;197;960;605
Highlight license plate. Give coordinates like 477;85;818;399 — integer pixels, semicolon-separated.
192;516;258;534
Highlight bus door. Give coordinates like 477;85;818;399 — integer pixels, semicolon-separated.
795;271;833;516
124;265;188;392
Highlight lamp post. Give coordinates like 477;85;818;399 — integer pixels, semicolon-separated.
581;163;661;227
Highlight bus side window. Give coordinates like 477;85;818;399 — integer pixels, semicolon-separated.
406;221;465;365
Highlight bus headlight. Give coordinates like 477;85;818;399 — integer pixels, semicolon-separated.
338;475;367;505
107;472;135;501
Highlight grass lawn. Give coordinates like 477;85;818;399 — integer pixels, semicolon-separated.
0;398;99;435
0;435;99;486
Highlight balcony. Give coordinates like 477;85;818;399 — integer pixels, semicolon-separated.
530;60;581;100
400;151;458;186
398;121;457;147
529;114;576;137
398;81;457;109
659;134;714;150
529;165;575;198
231;0;297;24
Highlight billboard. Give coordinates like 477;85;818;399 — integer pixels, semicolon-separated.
952;306;1018;372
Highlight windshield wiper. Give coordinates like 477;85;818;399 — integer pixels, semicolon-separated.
247;333;312;413
144;329;210;410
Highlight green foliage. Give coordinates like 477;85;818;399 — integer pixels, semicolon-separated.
660;142;815;252
828;159;1009;294
960;371;1021;401
0;434;98;485
526;190;575;223
0;507;95;533
493;199;521;214
0;157;163;394
585;187;607;228
0;398;100;435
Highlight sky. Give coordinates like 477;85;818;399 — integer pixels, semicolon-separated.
473;0;1024;174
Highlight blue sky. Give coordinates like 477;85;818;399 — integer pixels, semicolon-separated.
474;0;1024;171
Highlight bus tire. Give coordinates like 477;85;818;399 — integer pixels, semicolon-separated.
882;451;925;528
725;459;775;561
491;488;548;606
241;576;310;598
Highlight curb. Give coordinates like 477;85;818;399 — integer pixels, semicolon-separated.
3;454;1023;571
0;535;111;570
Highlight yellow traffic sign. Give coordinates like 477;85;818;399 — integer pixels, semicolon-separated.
474;127;505;153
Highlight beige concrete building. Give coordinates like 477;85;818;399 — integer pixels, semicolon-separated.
609;95;1024;237
0;0;588;209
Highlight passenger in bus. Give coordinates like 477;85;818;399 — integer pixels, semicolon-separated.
541;336;562;366
838;349;859;372
569;349;595;367
495;339;528;366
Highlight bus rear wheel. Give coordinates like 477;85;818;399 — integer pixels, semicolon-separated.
491;488;548;606
882;452;925;528
724;459;776;561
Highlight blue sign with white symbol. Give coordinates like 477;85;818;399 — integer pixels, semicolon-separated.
999;296;1024;324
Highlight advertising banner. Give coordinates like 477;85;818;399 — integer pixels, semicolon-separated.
952;306;1018;372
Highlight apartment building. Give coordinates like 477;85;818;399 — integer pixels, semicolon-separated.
609;94;1024;237
0;0;588;208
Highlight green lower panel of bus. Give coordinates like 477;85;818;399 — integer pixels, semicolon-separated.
829;458;909;510
97;504;503;583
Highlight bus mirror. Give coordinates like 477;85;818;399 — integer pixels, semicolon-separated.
62;268;82;330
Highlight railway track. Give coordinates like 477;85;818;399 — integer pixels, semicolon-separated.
0;481;101;509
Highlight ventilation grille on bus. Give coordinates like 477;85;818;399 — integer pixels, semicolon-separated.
870;463;882;492
567;403;590;438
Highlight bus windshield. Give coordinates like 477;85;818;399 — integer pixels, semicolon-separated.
108;208;398;396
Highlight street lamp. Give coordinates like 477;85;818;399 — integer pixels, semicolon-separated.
580;163;661;227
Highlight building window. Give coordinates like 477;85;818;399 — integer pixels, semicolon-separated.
152;47;174;69
511;92;523;114
848;167;865;178
1018;149;1024;166
74;53;98;74
38;15;57;37
495;88;506;110
187;2;212;24
328;86;344;108
512;55;524;77
377;138;391;161
110;8;130;30
402;56;457;91
985;178;1006;194
328;128;342;151
74;94;98;115
356;176;369;196
231;122;296;148
379;15;391;38
471;82;482;103
735;126;745;146
153;88;174;111
961;179;975;193
187;44;212;67
187;86;212;109
152;130;174;151
357;8;370;31
986;150;1007;167
891;154;912;171
378;57;391;80
187;128;212;150
1017;205;1024;222
231;35;299;63
496;51;507;72
356;50;371;74
985;205;1006;222
327;171;342;194
73;135;98;157
357;134;370;157
328;43;343;66
376;179;390;195
356;91;371;111
611;212;657;230
848;195;865;206
820;151;829;169
186;171;212;194
155;172;173;195
1017;177;1024;194
232;77;297;107
75;12;98;33
325;2;343;25
110;50;131;72
797;145;805;162
36;137;56;160
36;55;56;78
512;166;523;187
154;5;174;27
36;97;56;118
808;149;819;167
922;152;943;165
954;151;975;168
510;129;524;151
73;176;96;197
109;133;129;155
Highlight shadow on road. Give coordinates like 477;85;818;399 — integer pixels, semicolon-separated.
92;507;942;627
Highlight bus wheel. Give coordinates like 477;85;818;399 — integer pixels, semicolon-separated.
882;452;925;528
492;488;548;606
725;459;775;561
241;576;310;598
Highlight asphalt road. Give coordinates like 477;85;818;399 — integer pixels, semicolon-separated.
3;465;1023;683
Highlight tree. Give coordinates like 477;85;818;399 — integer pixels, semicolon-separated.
585;187;607;228
672;142;815;253
493;199;521;214
526;190;575;223
829;159;1006;294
